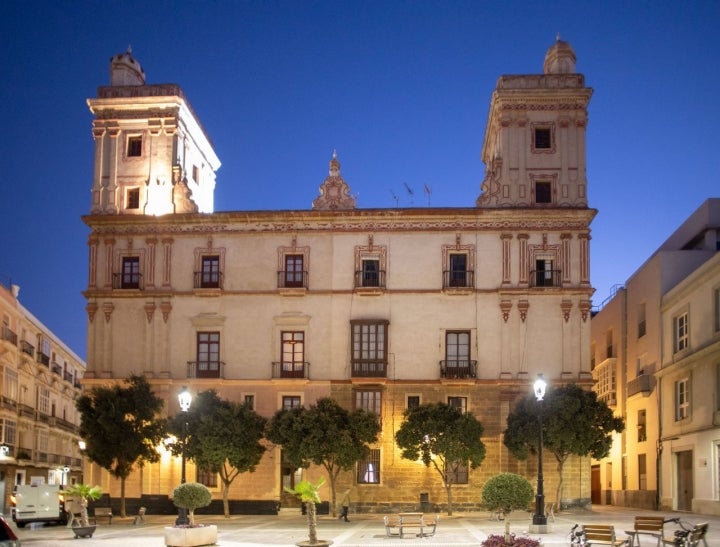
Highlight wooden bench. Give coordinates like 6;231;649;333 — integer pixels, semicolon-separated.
93;507;113;525
383;513;438;538
662;522;709;547
625;516;665;547
583;524;629;547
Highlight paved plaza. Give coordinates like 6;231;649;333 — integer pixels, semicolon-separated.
11;506;720;547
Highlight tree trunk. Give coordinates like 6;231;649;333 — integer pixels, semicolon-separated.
504;515;512;545
307;501;317;544
189;508;195;526
222;480;231;517
555;455;567;512
120;477;126;518
80;497;90;527
445;483;453;516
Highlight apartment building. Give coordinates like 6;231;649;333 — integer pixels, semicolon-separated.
591;199;720;514
0;279;85;512
82;41;596;512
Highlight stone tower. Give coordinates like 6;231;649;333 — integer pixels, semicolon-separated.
477;38;592;208
87;49;220;216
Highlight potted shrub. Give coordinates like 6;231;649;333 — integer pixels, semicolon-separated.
62;483;102;539
481;473;535;546
164;482;217;547
285;477;332;547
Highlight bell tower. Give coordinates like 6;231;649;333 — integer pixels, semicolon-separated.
477;38;592;208
87;49;220;216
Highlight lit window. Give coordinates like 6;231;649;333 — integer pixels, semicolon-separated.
282;396;302;410
447;396;467;414
196;332;220;378
357;448;380;484
281;331;305;378
3;368;18;401
443;332;473;379
126;188;140;209
637;409;646;442
351;320;388;378
355;390;381;416
38;387;50;416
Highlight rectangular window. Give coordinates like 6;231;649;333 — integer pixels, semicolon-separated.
407;395;420;409
283;254;305;288
3;368;18;401
675;378;690;421
196;467;218;488
638;302;646;338
196;332;220;378
1;419;16;446
606;329;614;359
637;409;647;442
361;258;381;287
38;387;50;416
714;288;720;333
448;253;468;287
443;331;473;379
199;255;221;288
448;396;467;414
638;454;647;490
447;460;469;485
534;127;552;149
535;181;552;204
126;188;140;209
244;395;255;409
192;165;199;183
533;258;556;287
121;256;141;289
357;448;380;484
281;331;305;378
674;312;689;353
355;390;381;416
351;320;388;377
127;136;142;157
282;396;301;410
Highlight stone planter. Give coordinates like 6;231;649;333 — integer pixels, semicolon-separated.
72;525;97;538
296;541;333;547
164;524;218;547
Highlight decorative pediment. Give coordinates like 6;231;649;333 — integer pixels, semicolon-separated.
312;151;356;210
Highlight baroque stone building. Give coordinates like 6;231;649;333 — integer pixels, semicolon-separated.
82;41;595;513
0;280;86;512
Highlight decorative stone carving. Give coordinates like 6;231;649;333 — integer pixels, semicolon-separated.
312;151;356;210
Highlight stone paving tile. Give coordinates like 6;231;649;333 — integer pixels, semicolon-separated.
12;506;720;547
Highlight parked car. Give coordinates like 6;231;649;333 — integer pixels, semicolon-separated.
0;515;20;546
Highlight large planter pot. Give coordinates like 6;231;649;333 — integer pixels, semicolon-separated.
164;524;218;547
295;541;333;547
72;525;96;538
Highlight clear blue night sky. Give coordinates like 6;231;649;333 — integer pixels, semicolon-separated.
1;1;719;361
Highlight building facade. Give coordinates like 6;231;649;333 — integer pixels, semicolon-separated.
0;279;86;512
82;41;596;513
590;199;720;514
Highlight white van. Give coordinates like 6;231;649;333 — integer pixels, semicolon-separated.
11;484;66;528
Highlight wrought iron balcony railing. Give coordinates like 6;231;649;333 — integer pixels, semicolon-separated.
439;360;478;379
186;361;225;379
277;270;308;289
354;270;386;289
530;269;562;288
1;325;17;345
627;374;655;397
351;360;387;378
272;362;310;379
112;272;144;290
193;271;223;289
442;270;475;289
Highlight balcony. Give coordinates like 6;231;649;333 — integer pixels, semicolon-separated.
20;340;34;356
112;272;143;290
627;374;655;397
50;416;79;434
51;363;62;376
63;371;74;384
272;362;310;379
351;360;387;378
18;403;34;419
1;396;17;412
442;270;475;289
530;269;562;288
597;391;617;407
354;270;386;289
37;352;50;367
277;270;308;290
186;361;225;379
439;360;478;379
1;325;17;345
193;271;223;290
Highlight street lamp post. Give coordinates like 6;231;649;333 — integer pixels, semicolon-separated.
175;386;192;526
532;374;547;526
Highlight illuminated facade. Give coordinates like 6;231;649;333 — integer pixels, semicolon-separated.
591;199;720;515
0;280;85;512
83;42;596;512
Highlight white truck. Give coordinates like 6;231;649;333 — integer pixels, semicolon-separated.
11;484;67;528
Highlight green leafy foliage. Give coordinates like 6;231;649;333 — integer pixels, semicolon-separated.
172;482;212;526
285;478;326;544
168;390;266;517
266;397;380;516
503;383;625;506
481;473;534;514
395;402;486;515
76;374;166;517
63;483;102;528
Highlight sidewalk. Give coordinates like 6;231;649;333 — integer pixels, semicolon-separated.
14;505;720;546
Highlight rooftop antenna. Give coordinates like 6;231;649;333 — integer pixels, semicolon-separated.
403;182;414;206
423;184;432;207
389;190;399;208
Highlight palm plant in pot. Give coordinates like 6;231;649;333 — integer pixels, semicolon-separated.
62;483;102;539
285;477;332;547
